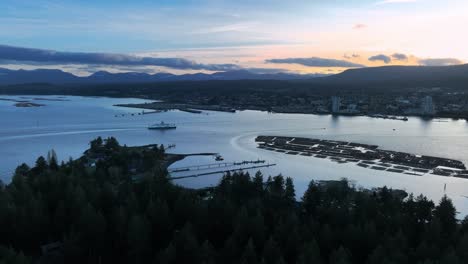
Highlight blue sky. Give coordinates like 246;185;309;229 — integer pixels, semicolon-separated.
0;0;419;51
0;0;467;75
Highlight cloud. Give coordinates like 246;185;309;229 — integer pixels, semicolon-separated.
418;58;463;66
245;68;292;74
266;57;365;68
392;53;408;61
368;54;392;64
344;53;360;59
353;24;367;30
0;44;241;71
376;0;419;5
192;22;257;34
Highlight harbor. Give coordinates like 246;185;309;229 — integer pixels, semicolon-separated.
256;135;468;179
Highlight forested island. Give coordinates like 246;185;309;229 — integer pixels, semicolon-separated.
1;137;468;264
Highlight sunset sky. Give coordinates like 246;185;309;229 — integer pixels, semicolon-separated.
1;0;467;75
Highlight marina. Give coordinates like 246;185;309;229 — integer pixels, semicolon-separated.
168;159;267;173
169;163;276;180
168;159;274;179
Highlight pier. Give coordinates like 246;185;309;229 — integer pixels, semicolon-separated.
169;162;276;180
168;160;266;173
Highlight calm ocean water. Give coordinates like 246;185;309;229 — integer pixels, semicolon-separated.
2;95;468;215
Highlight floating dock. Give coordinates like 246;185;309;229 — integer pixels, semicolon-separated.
256;135;467;178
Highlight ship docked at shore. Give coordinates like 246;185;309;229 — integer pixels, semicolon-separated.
148;121;177;130
369;114;409;121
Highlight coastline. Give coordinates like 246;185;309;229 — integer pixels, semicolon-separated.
115;101;465;120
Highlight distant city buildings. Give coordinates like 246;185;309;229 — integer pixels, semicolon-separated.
331;96;341;113
160;87;468;118
422;96;435;116
330;96;361;114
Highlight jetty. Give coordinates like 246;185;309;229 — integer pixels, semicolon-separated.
168;160;266;173
169;161;276;180
169;163;276;180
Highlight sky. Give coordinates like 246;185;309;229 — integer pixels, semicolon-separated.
0;0;467;76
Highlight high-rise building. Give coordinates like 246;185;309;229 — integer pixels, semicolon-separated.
331;96;341;113
422;96;435;116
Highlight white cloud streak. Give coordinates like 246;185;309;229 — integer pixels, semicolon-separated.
376;0;419;5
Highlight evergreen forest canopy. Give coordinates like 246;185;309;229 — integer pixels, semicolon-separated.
1;137;468;264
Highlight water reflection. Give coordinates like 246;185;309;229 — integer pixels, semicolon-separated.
330;114;340;129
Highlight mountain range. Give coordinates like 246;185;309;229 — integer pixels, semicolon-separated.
1;64;468;86
0;68;327;85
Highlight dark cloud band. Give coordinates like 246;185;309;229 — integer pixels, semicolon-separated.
0;44;240;71
392;53;408;61
368;54;391;64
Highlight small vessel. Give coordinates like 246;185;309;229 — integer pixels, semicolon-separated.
148;121;176;130
215;154;224;161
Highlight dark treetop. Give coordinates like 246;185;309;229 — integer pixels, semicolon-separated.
1;137;468;264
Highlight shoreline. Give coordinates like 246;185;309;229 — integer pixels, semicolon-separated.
115;102;236;113
115;101;465;120
120;143;217;170
2;94;464;120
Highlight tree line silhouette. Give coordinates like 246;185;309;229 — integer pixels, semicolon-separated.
1;137;467;264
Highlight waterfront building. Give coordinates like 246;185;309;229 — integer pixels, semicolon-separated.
422;96;435;116
331;96;341;113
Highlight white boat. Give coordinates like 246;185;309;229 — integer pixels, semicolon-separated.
148;121;176;130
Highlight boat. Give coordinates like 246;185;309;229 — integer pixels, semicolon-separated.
215;154;224;161
148;121;176;130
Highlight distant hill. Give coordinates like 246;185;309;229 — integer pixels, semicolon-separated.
0;68;327;85
2;64;468;90
318;64;468;85
0;68;79;84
